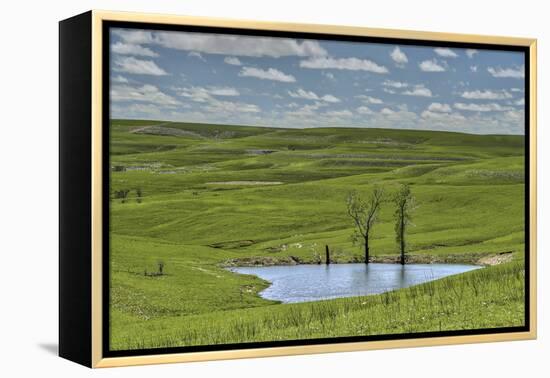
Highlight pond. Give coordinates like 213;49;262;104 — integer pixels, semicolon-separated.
229;263;482;303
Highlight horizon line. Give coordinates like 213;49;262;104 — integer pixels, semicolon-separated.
110;118;526;137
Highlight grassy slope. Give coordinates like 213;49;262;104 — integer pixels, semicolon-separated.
109;120;526;350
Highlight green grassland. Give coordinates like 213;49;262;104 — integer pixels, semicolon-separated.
109;119;526;350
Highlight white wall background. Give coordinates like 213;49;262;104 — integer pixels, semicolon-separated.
0;0;546;376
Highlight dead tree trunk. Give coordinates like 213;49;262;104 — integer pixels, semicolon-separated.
399;214;405;265
325;245;330;265
364;236;369;264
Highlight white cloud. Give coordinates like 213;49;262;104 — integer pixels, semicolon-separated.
323;72;335;80
470;65;478;73
174;85;260;115
111;103;167;120
466;49;478;58
419;59;446;72
177;86;240;102
111;42;158;57
461;90;512;100
300;57;388;73
207;87;240;96
224;56;242;66
503;109;524;121
188;51;206;61
390;47;408;66
325;110;353;118
510;88;523;92
205;100;260;113
111;84;179;106
114;29;327;58
239;67;296;82
275;100;522;134
113;57;168;76
421;110;465;121
515;98;525;106
322;94;341;103
287;89;319;101
402;85;433;97
434;48;458;58
487;66;525;79
356;106;374;115
112;30;155;44
375;106;419;125
285;102;327;117
111;75;128;83
288;88;340;103
427;103;452;113
454;102;511;112
383;80;408;88
356;95;383;104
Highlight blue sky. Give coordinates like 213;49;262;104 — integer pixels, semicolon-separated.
110;27;525;135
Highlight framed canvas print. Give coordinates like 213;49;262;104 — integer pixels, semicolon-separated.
59;10;537;368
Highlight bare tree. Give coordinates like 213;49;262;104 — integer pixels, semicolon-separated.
346;187;384;264
157;261;165;275
393;184;415;265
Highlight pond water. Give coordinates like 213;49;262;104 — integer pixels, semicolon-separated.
229;263;482;303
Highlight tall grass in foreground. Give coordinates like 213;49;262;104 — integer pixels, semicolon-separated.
112;261;524;350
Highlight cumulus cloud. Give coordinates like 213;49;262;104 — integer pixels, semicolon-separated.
402;85;433;97
466;49;478;58
111;75;129;83
503;109;524;121
224;56;242;66
373;106;419;125
174;85;260;115
356;95;383;104
421;110;465;121
390;47;408;66
454;102;512;112
112;103;163;118
188;51;206;61
325;110;353;117
113;57;168;76
419;59;446;72
470;65;478;73
177;86;240;103
427;103;452;113
487;66;525;79
434;48;458;58
114;29;327;58
285;102;327;118
356;106;374;115
288;88;340;103
300;57;388;73
205;100;260;113
383;80;409;88
111;84;179;106
111;42;158;57
112;29;155;44
239;67;296;82
461;90;512;100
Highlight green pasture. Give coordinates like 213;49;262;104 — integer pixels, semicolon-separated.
108;120;526;350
